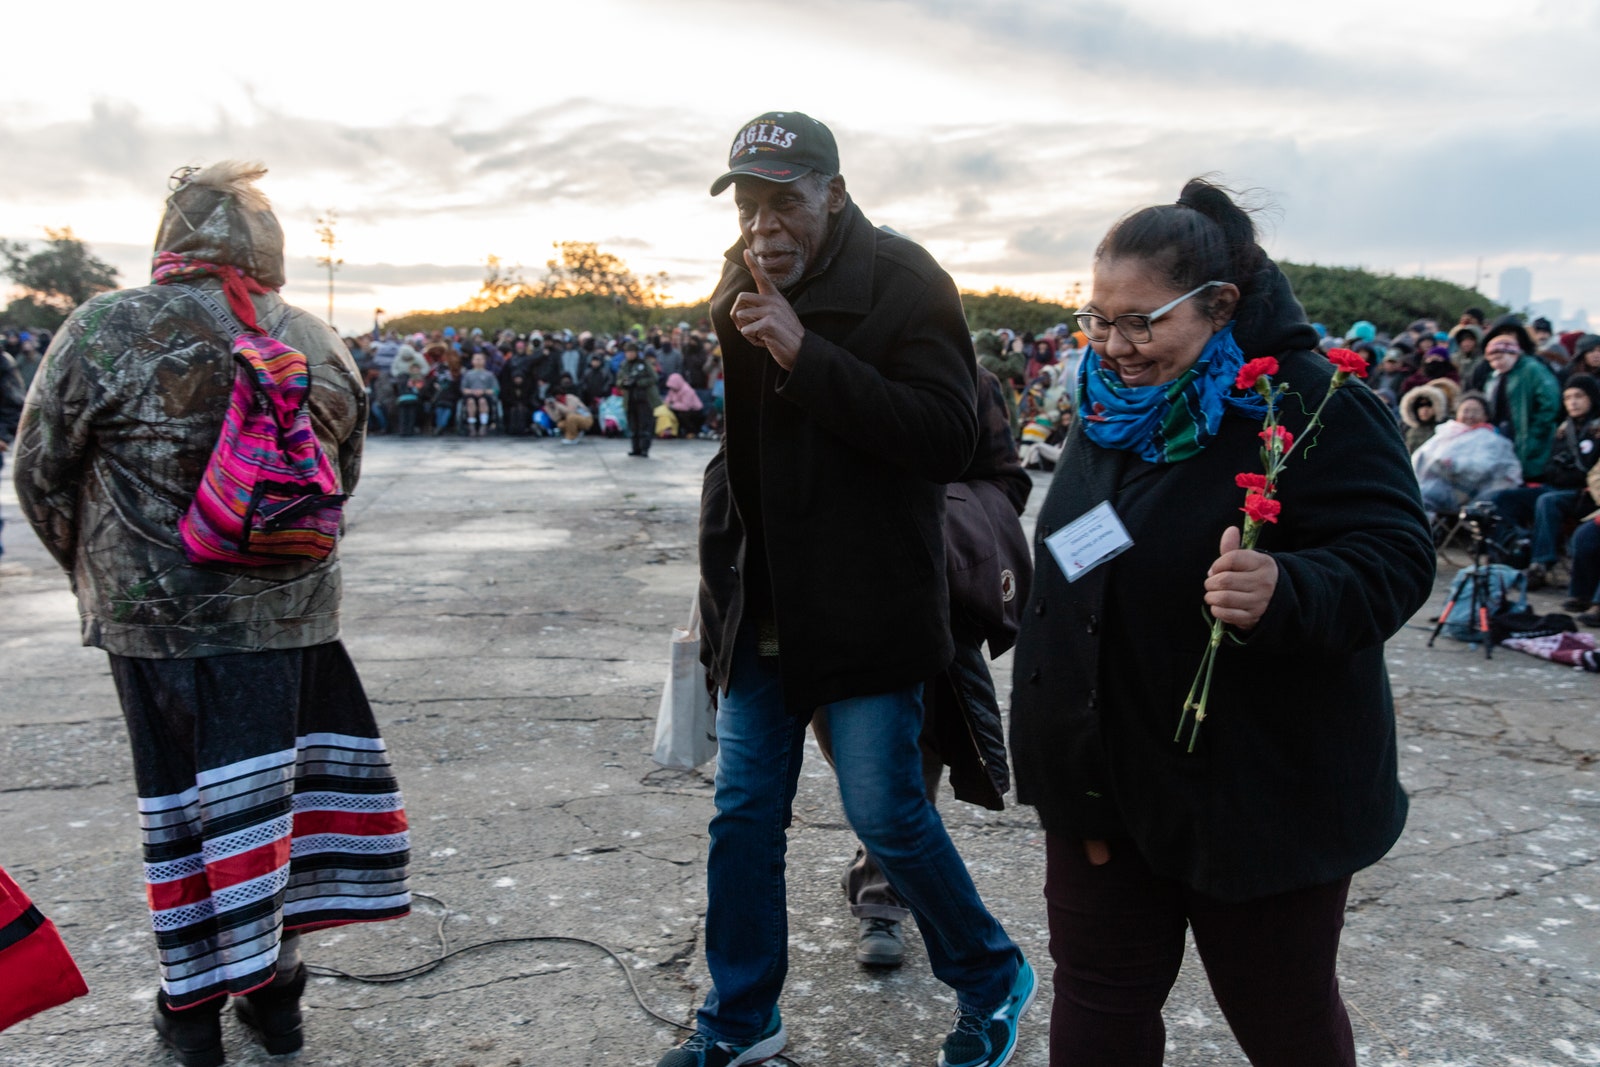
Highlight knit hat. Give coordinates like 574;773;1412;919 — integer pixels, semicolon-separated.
1575;334;1600;360
1563;374;1600;413
1347;320;1377;343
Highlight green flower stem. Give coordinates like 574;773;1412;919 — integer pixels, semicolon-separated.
1176;370;1356;751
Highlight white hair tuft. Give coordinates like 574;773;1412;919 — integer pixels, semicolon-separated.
183;161;271;211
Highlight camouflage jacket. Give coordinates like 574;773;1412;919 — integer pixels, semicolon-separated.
13;281;366;657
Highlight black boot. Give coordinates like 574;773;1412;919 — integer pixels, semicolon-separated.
233;964;306;1056
154;990;226;1067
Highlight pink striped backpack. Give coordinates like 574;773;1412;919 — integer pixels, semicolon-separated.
177;285;348;567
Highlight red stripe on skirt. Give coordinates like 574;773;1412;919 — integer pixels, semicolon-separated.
147;871;214;912
205;837;293;890
292;808;409;838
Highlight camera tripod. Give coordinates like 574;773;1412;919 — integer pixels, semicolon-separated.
1427;524;1497;659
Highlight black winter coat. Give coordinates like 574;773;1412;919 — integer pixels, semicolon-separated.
699;199;978;712
926;367;1032;809
1009;264;1435;901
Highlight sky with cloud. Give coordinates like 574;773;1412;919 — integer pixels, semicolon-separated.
3;0;1595;334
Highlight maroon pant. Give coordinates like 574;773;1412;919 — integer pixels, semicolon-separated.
1044;833;1356;1066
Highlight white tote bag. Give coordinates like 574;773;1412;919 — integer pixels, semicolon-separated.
652;599;718;769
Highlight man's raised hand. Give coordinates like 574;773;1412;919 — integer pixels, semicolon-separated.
732;249;805;370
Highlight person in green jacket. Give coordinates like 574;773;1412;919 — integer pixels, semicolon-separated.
1483;324;1562;480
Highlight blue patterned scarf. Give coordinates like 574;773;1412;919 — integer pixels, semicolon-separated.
1077;324;1268;463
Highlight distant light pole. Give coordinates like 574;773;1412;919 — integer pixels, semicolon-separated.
314;212;343;328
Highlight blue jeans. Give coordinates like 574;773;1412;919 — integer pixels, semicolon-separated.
1570;521;1600;602
1488;485;1582;565
697;630;1022;1044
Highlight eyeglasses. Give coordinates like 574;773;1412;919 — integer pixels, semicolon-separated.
1074;282;1224;345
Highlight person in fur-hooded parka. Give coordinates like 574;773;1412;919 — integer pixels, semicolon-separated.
1399;383;1449;453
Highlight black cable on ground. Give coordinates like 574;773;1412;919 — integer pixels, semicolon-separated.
304;891;807;1066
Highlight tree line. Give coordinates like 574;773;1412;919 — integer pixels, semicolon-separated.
1;231;1510;339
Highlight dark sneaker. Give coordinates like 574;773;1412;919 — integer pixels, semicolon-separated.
1562;597;1592;613
1580;609;1600;628
938;957;1036;1067
153;992;225;1067
1526;563;1549;592
856;917;905;968
657;1012;786;1067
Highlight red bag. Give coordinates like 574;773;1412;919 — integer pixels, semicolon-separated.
0;865;88;1032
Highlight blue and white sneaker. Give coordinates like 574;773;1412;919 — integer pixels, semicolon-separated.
937;957;1037;1067
656;1012;787;1067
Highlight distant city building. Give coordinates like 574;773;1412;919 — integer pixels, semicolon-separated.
1529;298;1563;326
1500;267;1532;312
1564;308;1591;333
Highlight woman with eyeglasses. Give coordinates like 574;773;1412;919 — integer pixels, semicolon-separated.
1008;178;1435;1066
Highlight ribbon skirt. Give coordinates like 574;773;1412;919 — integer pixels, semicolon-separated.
110;641;410;1007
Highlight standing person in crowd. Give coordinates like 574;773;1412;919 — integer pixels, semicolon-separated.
460;350;499;437
1450;323;1483;382
683;332;714;410
391;340;427;381
1487;374;1600;588
618;340;659;457
396;368;426;436
1008;178;1434;1067
1563;334;1600;385
579;351;614;415
660;111;1032;1067
0;347;24;562
501;338;541;436
1482;321;1562;485
12;162;410;1067
656;328;685;383
568;332;592;385
429;352;462;435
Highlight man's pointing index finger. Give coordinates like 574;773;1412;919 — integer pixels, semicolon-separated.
744;249;779;296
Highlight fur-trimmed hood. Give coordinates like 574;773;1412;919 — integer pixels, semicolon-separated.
1400;383;1449;429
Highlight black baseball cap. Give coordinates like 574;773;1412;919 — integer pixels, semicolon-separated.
709;111;839;196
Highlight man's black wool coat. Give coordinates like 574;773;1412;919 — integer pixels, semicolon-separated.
699;199;979;713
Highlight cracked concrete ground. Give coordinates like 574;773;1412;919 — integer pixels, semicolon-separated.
2;435;1598;1067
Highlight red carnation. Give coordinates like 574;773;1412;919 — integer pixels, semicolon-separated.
1235;357;1280;392
1259;425;1294;451
1234;472;1271;492
1241;491;1282;525
1327;348;1369;378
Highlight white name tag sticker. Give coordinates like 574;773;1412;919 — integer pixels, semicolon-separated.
1045;500;1134;583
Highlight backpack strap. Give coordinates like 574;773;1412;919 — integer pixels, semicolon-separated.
176;283;290;344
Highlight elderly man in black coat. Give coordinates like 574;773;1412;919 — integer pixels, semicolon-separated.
655;113;1033;1067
